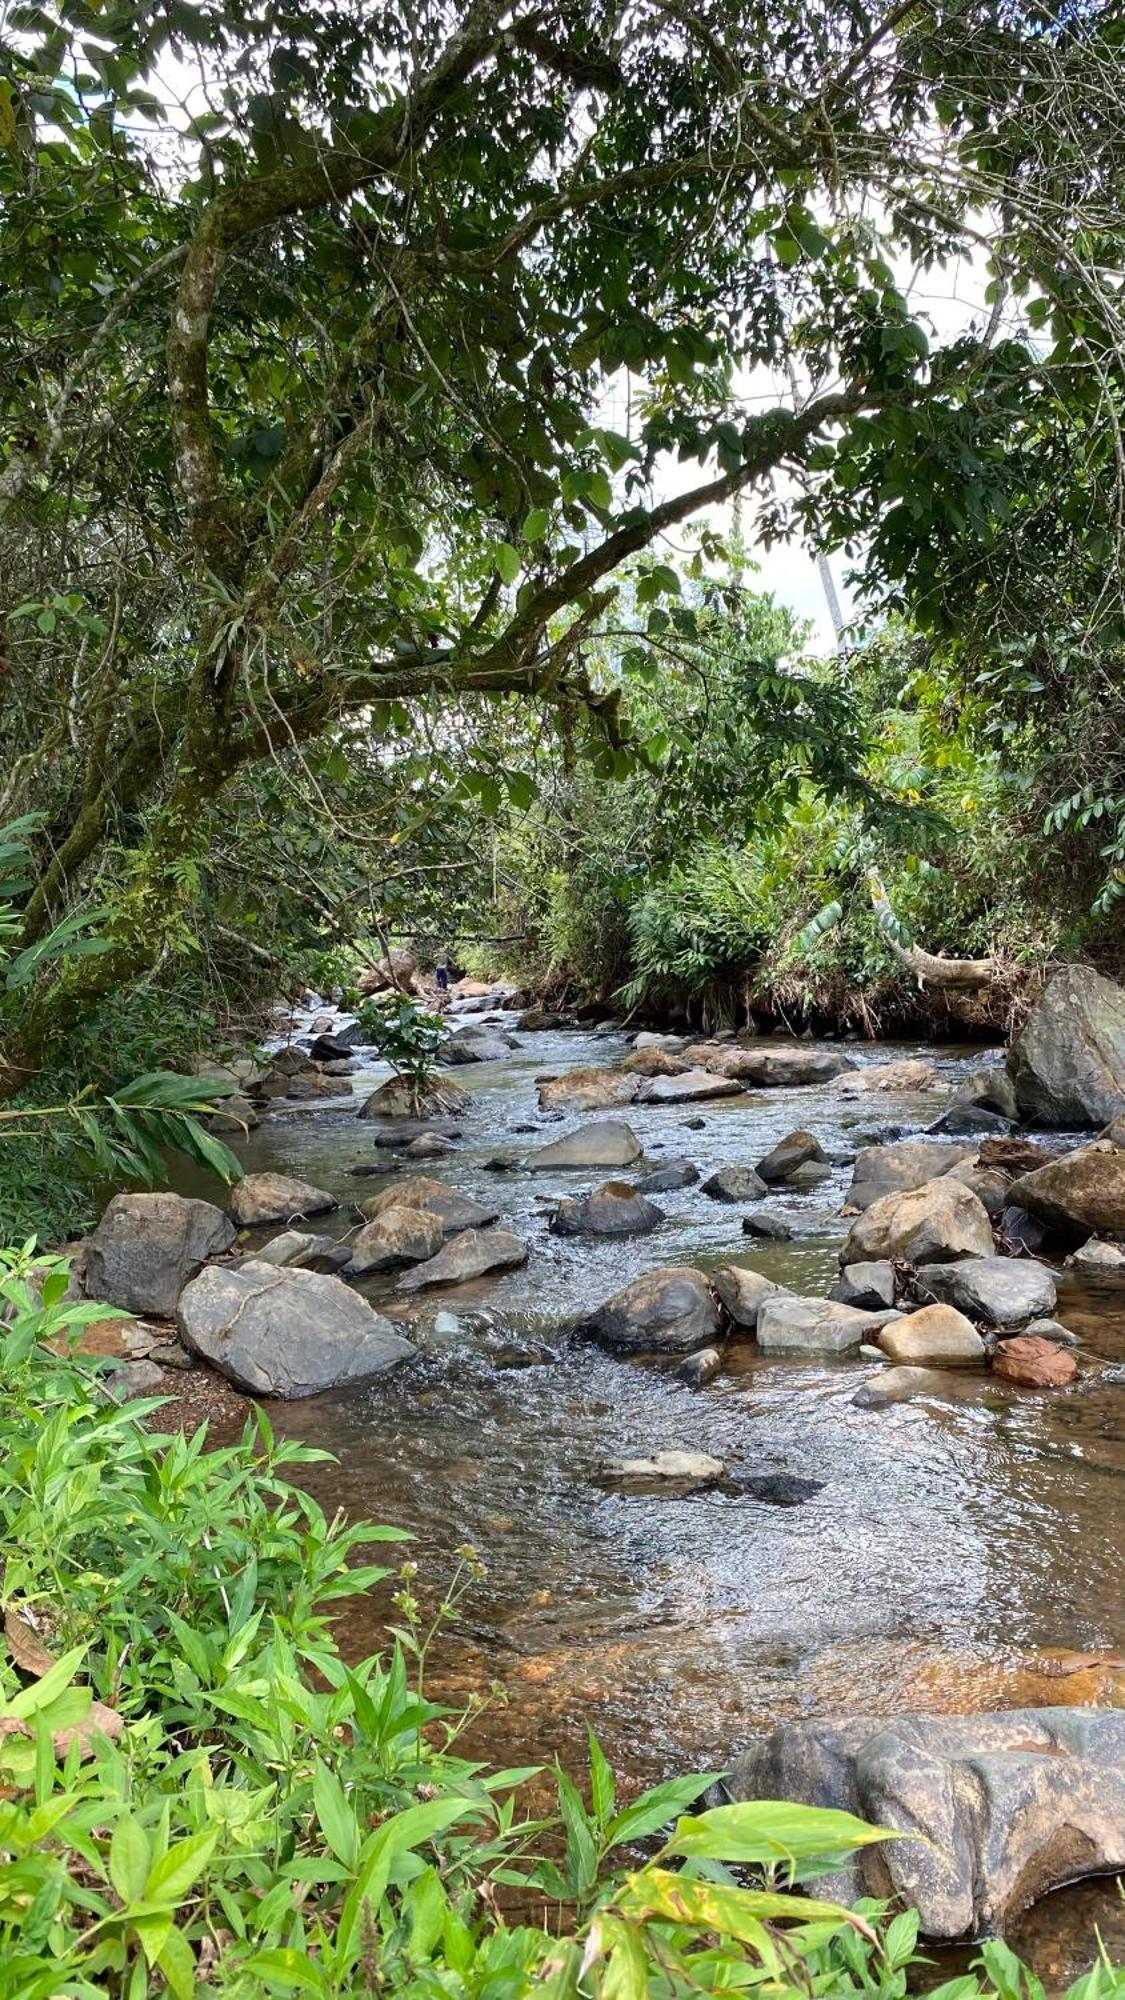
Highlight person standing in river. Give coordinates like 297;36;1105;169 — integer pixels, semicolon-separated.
435;954;450;1005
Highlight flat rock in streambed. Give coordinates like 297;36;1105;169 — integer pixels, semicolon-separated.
702;1164;767;1202
877;1303;986;1367
537;1067;638;1112
846;1138;976;1210
350;1119;465;1157
361;1175;499;1233
608;1448;725;1483
526;1120;643;1171
396;1227;529;1292
727;1708;1125;1939
229;1173;337;1227
177;1260;414;1398
852;1365;978;1408
1008;1140;1125;1237
1065;1237;1125;1278
711;1264;784;1331
635;1068;744;1106
1008;965;1125;1127
359;1076;469;1119
915;1255;1057;1327
549;1181;665;1237
756;1294;898;1355
633;1157;700;1193
85;1191;236;1316
685;1045;855;1087
344;1206;445;1275
835;1058;938;1094
841;1177;994;1266
579;1266;719;1354
620;1045;689;1077
253;1229;350;1273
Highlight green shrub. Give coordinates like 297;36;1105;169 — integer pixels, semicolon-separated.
0;1248;1118;1998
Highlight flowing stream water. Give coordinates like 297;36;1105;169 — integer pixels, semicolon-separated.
180;1008;1125;1984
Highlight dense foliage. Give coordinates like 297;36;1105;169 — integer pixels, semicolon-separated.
0;1248;1120;1997
2;0;1124;1086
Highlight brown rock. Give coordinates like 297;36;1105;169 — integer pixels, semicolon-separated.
1008;1140;1125;1236
842;1177;995;1266
620;1046;689;1076
537;1066;639;1113
877;1303;987;1367
993;1336;1078;1388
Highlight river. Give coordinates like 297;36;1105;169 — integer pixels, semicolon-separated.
180;1006;1125;1983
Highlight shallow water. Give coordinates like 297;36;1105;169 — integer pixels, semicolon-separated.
186;1013;1125;1984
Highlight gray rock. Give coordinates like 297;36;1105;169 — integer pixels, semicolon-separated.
254;1229;349;1272
207;1093;261;1133
1065;1237;1125;1277
230;1174;337;1227
835;1057;937;1094
85;1192;235;1317
308;1032;355;1062
579;1266;719;1353
756;1130;825;1184
1000;1204;1049;1254
1008;965;1125;1127
351;1119;464;1154
609;1448;724;1482
677;1347;722;1387
636;1069;744;1106
847;1139;976;1211
361;1175;499;1233
702;1165;767;1203
756;1295;896;1355
1009;1140;1125;1236
527;1120;643;1171
550;1181;665;1237
632;1031;690;1051
829;1261;897;1310
691;1046;855;1086
634;1158;700;1193
177;1261;414;1397
741;1210;792;1240
727;1708;1125;1939
786;1160;831;1190
711;1264;782;1330
441;1027;514;1064
404;1133;457;1160
951;1063;1019;1119
104;1358;168;1401
943;1160;1011;1217
929;1103;1013;1138
1024;1316;1079;1344
915;1254;1057;1326
344;1206;445;1274
841;1178;994;1267
397;1228;529;1293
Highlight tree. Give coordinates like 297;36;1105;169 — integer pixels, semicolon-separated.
1;0;1123;1080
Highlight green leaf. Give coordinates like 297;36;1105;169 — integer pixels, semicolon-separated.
110;1816;152;1905
495;542;521;585
145;1827;218;1903
312;1758;359;1869
522;508;550;541
606;1773;717;1850
586;1725;615;1829
157;1925;197;2000
665;1800;899;1866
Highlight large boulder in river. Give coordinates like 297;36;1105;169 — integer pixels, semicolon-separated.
756;1130;825;1184
841;1177;994;1267
756;1294;898;1355
1008;1140;1125;1237
441;1026;514;1065
702;1164;766;1203
689;1045;854;1087
579;1266;719;1353
344;1207;444;1275
177;1260;414;1398
877;1303;986;1367
359;1075;468;1119
1008;965;1125;1126
846;1139;975;1210
397;1228;528;1292
361;1175;499;1233
949;1064;1019;1123
711;1264;783;1330
727;1708;1125;1939
550;1181;664;1237
537;1067;638;1112
230;1173;337;1227
85;1192;235;1316
527;1120;642;1171
915;1254;1057;1327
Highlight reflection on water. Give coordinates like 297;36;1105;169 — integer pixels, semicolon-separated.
185;1020;1125;1984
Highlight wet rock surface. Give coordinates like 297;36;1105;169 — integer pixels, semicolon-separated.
579;1266;719;1353
728;1708;1125;1939
177;1260;415;1397
915;1254;1057;1326
85;1191;235;1315
842;1177;995;1266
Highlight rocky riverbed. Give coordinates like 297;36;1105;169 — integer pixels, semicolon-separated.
69;976;1125;1983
